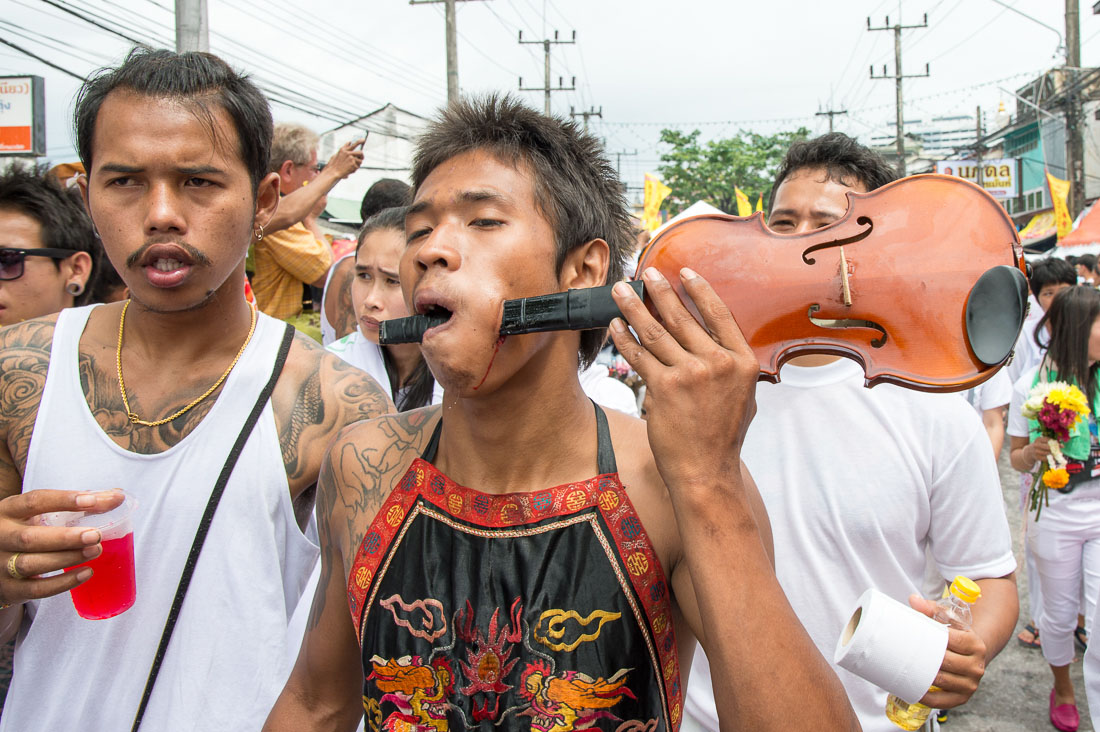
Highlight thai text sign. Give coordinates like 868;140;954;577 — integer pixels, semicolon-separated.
935;159;1018;199
0;76;45;155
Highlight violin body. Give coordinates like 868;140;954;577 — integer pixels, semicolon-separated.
635;174;1028;392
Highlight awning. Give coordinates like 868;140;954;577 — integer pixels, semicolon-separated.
1056;200;1100;255
1019;210;1058;254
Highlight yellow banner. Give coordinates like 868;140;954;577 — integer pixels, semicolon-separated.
1047;171;1073;240
735;187;752;217
642;173;672;232
755;193;764;213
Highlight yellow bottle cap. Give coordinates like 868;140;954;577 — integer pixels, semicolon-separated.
949;576;981;604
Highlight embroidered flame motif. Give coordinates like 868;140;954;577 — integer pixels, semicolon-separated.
380;594;449;643
519;659;636;732
533;609;622;652
368;655;454;731
455;597;524;697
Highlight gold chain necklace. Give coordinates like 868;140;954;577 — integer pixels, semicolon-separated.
116;299;258;427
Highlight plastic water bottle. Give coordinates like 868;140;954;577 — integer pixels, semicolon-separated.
884;575;981;731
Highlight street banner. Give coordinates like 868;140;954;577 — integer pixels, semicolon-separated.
642;173;671;232
1046;171;1073;240
0;76;45;155
755;193;764;213
734;187;751;217
935;159;1018;199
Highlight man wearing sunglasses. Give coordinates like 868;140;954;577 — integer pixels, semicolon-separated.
0;165;99;326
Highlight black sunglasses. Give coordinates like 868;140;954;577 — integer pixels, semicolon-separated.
0;247;75;281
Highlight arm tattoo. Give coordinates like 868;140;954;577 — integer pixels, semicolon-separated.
333;408;436;562
307;457;338;632
281;370;324;482
278;333;392;492
334;266;357;341
0;321;54;483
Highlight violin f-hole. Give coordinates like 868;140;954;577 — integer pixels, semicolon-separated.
807;304;888;348
802;216;875;264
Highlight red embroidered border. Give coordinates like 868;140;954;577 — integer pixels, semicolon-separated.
346;457;683;729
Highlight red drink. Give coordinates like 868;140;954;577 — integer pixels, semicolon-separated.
65;532;136;620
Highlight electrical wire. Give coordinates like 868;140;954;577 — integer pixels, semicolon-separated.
0;34;86;80
0;18;114;66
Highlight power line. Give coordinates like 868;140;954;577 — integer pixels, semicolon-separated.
0;34;85;80
34;0;149;47
0;18;112;67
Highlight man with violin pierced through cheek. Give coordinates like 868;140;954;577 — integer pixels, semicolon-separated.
265;95;860;732
0;48;391;731
683;132;1019;732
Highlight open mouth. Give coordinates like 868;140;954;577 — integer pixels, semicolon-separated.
420;303;453;329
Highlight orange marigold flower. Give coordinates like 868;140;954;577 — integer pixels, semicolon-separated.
1043;468;1070;490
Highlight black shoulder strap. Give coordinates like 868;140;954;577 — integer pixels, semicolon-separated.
593;402;617;475
422;401;617;475
421;416;443;463
130;322;295;731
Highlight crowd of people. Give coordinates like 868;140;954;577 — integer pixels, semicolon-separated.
1;45;1099;732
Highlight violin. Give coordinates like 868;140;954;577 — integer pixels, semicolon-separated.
380;174;1028;393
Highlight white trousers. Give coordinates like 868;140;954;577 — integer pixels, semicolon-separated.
1027;494;1100;667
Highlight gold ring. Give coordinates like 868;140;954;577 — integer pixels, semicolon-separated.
7;553;23;581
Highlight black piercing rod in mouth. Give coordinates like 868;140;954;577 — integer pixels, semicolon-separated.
378;280;645;345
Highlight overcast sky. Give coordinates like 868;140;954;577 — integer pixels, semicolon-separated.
2;0;1096;200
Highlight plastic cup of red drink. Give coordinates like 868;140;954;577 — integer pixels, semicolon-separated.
44;490;137;620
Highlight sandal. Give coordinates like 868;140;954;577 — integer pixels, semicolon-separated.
1017;623;1041;649
1075;626;1088;652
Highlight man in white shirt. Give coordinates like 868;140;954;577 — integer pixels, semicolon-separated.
683;133;1018;732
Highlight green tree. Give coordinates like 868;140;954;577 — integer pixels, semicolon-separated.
656;127;810;216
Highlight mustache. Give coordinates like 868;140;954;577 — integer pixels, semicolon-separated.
126;239;212;268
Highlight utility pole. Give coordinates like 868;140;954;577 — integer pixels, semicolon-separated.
570;105;602;131
869;13;930;177
410;0;488;105
975;106;985;187
174;0;208;52
815;107;847;134
614;149;637;177
518;30;576;115
1065;0;1086;217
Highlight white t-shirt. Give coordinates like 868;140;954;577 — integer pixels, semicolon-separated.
578;362;639;417
1007;318;1045;387
685;358;1016;732
961;368;1012;414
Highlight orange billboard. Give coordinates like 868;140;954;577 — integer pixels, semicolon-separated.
0;76;45;155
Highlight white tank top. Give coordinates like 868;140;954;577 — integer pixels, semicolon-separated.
3;305;318;732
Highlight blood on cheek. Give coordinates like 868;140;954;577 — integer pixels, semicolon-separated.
472;336;507;390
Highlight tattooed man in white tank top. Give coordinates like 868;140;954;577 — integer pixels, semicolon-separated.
0;49;390;730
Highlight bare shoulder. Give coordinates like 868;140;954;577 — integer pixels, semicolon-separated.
270;328;393;494
0;316;61;481
604;408;682;567
605;409;663;496
318;405;440;566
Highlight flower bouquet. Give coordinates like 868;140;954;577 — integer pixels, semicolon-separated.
1021;381;1091;519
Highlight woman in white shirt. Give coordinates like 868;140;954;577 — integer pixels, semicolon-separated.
326;206;442;410
1009;285;1100;732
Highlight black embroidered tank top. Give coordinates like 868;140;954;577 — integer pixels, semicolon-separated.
347;404;682;731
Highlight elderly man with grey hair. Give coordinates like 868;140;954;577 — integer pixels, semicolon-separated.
252;122;363;320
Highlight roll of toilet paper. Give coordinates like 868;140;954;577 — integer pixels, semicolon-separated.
833;588;950;705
